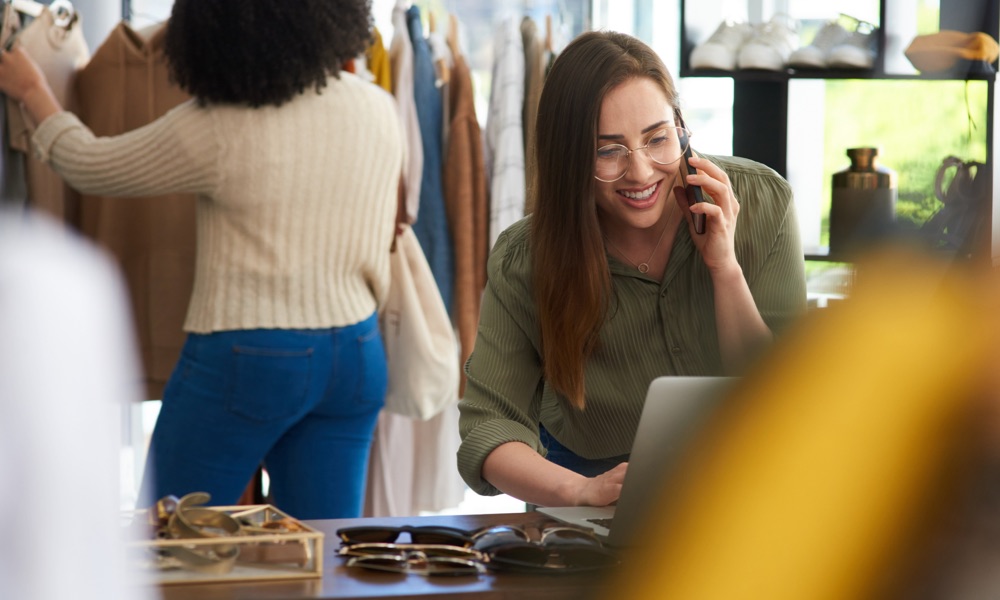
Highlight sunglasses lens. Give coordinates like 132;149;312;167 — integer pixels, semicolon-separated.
338;527;400;544
472;528;529;552
473;524;528;539
346;553;483;576
541;527;600;546
557;546;619;569
410;533;468;546
490;543;549;565
347;555;408;573
424;559;483;576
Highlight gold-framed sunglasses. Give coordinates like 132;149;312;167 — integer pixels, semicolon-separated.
339;544;486;577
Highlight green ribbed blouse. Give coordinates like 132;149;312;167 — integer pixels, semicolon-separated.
457;155;807;495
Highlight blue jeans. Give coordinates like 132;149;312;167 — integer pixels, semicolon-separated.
539;425;630;477
140;313;386;519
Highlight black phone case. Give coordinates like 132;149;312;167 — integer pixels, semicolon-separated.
679;135;706;234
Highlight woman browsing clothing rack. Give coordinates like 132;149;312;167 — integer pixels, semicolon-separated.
0;0;406;520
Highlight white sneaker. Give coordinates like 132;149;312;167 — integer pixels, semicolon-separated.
828;22;878;69
690;20;752;71
737;16;800;71
788;21;851;68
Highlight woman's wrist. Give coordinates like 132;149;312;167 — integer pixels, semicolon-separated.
20;79;60;126
554;472;589;506
708;258;743;283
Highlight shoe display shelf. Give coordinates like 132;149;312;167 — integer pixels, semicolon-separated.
679;0;998;263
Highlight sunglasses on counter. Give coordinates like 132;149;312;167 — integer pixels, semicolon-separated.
472;524;620;573
337;523;619;576
338;542;483;560
336;525;475;547
342;547;485;577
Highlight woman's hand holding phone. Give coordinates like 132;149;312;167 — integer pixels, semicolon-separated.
672;151;742;274
680;143;706;234
675;127;705;234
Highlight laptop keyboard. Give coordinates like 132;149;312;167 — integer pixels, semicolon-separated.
587;517;614;530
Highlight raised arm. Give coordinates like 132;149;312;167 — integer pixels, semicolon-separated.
677;155;806;371
0;46;62;126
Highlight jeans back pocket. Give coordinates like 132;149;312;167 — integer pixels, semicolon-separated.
227;345;313;422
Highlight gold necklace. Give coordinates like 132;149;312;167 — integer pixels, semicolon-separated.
603;200;675;274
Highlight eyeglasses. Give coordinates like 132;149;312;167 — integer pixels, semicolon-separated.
336;525;474;547
472;524;620;573
594;126;691;183
338;544;486;576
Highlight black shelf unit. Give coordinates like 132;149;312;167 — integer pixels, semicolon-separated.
679;0;999;262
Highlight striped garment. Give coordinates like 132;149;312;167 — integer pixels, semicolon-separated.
458;154;807;495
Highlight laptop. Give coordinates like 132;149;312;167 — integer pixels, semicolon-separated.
537;376;735;547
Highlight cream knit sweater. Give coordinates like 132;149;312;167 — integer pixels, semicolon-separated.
32;72;404;333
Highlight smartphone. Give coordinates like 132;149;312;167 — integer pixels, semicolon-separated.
678;130;706;234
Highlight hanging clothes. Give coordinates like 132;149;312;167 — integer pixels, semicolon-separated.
367;26;392;93
484;17;526;249
407;4;454;315
520;16;548;216
365;7;464;519
6;5;89;222
389;0;423;223
408;15;464;513
427;29;451;157
73;21;195;400
443;43;488;398
0;4;28;207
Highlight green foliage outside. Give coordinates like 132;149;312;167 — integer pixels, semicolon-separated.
819;79;989;245
817;1;988;247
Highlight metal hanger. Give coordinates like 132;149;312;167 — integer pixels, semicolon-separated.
10;0;75;28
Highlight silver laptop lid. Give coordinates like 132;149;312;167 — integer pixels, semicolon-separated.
608;376;736;546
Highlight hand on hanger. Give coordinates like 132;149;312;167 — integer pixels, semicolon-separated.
11;0;76;28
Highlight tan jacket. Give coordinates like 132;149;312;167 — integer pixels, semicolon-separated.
73;21;194;399
443;55;488;396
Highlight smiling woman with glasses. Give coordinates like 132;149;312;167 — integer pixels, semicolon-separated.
594;125;691;183
457;30;808;512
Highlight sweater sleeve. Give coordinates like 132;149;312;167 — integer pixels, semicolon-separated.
457;221;547;496
31;102;220;199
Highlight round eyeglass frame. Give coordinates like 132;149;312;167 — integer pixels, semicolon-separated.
593;126;691;183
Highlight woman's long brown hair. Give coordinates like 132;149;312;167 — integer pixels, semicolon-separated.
531;31;681;409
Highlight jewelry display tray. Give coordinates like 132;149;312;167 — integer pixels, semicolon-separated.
126;503;324;585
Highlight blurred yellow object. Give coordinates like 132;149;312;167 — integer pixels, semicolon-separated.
905;30;999;73
604;247;1000;600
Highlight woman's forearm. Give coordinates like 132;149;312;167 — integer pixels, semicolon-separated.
482;440;628;507
20;77;61;126
482;441;588;507
711;261;773;372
